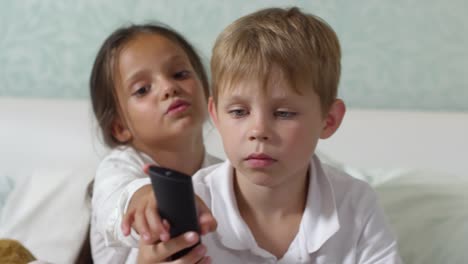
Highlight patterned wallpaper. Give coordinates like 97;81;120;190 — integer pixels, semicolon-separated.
0;0;467;111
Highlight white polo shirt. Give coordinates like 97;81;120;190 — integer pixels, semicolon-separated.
193;156;402;264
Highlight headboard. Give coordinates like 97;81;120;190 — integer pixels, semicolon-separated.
317;109;468;177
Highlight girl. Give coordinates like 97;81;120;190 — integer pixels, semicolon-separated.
89;23;219;264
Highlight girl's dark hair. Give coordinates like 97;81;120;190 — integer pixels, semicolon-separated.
90;23;209;147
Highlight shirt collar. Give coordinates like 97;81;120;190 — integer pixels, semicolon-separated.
301;155;340;253
209;161;258;250
208;155;340;254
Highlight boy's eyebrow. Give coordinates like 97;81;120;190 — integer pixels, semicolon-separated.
221;93;296;105
221;94;248;104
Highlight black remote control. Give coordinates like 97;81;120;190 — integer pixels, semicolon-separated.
148;165;200;259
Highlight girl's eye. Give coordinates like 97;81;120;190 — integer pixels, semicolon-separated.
174;70;190;80
274;111;297;119
133;85;151;97
228;109;248;118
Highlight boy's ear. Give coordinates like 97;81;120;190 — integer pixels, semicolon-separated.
111;117;132;143
320;99;346;139
208;97;219;129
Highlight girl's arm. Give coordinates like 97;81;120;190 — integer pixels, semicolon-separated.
92;156;146;248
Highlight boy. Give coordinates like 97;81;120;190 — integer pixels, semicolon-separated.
132;7;402;263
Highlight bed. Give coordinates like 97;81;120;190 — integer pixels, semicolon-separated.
1;97;467;263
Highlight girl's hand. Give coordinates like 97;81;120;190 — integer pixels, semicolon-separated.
122;164;217;245
122;184;168;244
137;232;212;264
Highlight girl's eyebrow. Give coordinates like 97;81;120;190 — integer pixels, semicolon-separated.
168;55;188;65
123;69;151;90
123;55;188;88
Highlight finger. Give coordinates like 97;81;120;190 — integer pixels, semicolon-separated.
122;208;135;236
134;206;151;243
195;196;210;216
160;219;171;242
143;164;151;175
145;190;170;242
137;239;167;264
172;243;206;264
145;202;165;243
198;213;217;235
163;219;171;230
151;232;200;261
196;256;212;264
194;197;217;235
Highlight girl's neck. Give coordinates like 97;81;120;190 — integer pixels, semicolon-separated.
136;131;205;176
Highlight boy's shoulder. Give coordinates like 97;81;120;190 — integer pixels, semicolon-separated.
192;160;230;204
317;157;378;209
321;161;371;189
193;160;229;184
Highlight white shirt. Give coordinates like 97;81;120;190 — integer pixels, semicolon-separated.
90;146;221;264
193;156;403;264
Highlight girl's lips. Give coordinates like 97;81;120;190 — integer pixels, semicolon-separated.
166;100;190;115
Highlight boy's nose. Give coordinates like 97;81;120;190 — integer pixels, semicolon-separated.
248;132;269;141
248;119;270;141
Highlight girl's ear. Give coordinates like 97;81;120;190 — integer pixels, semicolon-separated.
320;99;346;139
208;97;219;129
111;117;132;143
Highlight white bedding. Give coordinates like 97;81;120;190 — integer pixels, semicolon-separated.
371;169;468;264
0;97;467;263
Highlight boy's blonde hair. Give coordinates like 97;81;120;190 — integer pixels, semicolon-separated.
211;7;341;113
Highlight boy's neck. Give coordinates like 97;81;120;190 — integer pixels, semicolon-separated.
233;167;309;258
234;167;309;216
138;132;205;176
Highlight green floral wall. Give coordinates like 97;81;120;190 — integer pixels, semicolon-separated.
1;0;467;111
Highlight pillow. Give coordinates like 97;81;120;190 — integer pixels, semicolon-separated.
0;175;14;219
0;163;95;264
374;170;468;264
317;151;468;263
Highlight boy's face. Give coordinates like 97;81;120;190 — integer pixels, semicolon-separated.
111;33;207;151
210;67;344;188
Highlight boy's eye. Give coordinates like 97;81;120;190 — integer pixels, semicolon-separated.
133;85;151;97
174;70;190;80
274;111;297;118
228;109;248;118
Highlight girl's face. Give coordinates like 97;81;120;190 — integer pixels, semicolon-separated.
111;33;207;152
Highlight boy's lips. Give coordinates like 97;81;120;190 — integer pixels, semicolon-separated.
245;153;277;168
166;99;190;115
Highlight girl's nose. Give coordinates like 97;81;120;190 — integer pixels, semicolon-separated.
161;79;180;100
